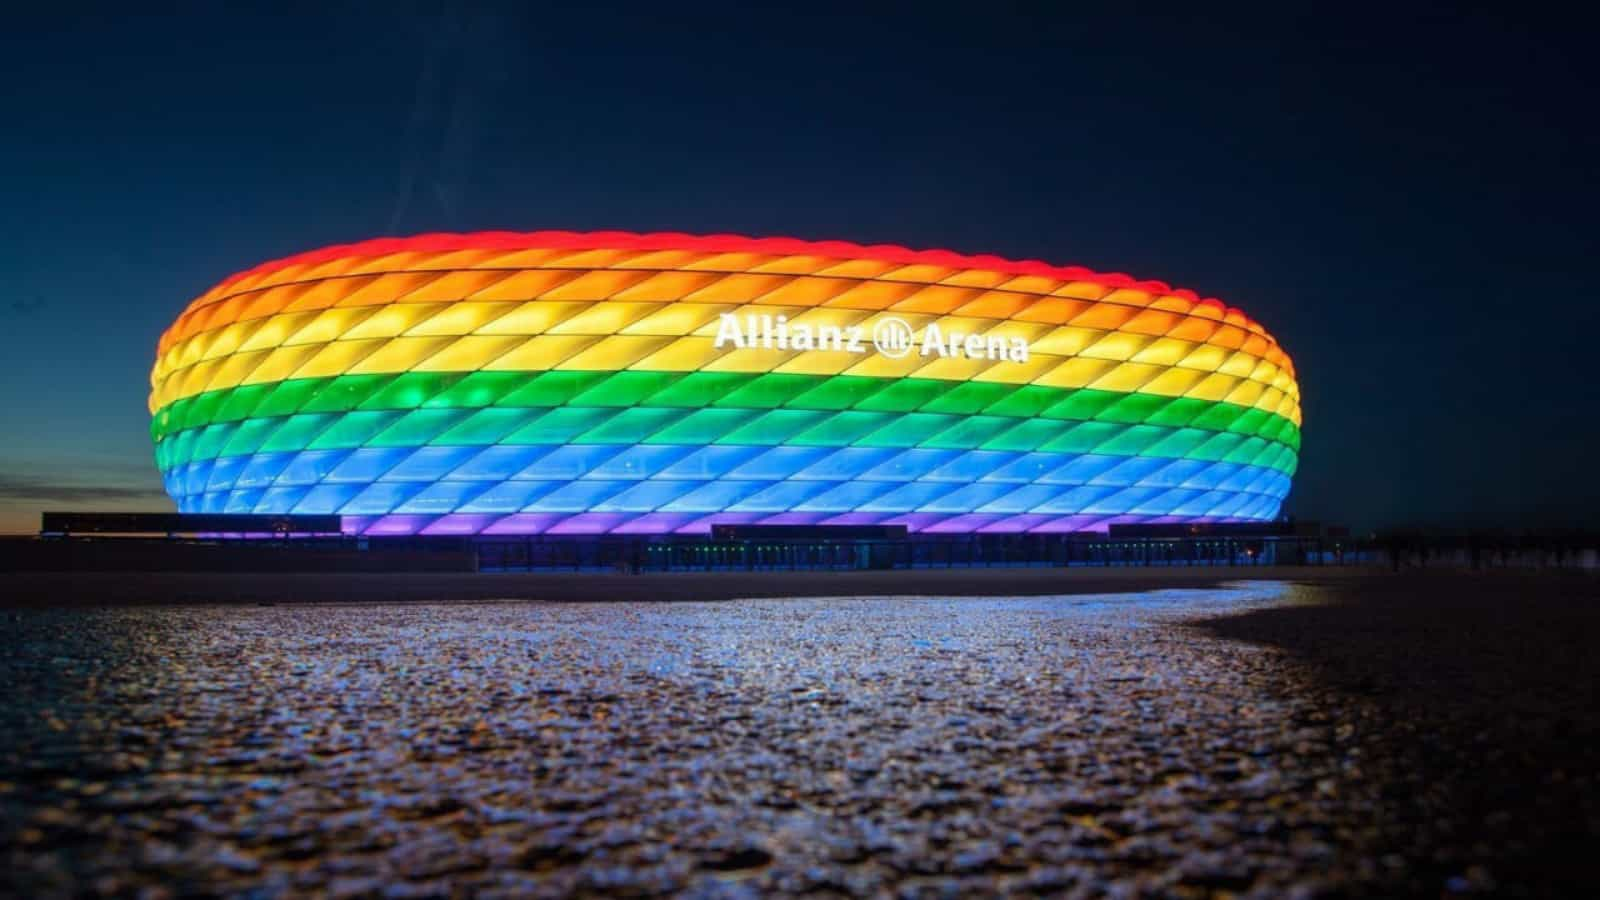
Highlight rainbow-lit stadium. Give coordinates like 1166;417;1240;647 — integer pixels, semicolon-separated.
149;232;1301;536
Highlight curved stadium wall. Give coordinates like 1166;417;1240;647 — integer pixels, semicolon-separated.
149;232;1301;536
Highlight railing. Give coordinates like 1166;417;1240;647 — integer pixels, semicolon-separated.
12;531;1591;575
471;534;1382;573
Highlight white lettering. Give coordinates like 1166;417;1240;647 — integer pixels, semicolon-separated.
845;325;866;353
713;312;1029;361
791;323;814;350
714;313;746;349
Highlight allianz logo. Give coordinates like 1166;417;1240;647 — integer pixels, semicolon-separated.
712;313;1030;362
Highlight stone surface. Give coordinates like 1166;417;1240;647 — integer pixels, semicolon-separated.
1;573;1595;896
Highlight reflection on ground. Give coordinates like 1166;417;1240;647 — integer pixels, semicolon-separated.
2;576;1592;895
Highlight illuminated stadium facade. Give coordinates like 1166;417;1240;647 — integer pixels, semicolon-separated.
149;232;1301;536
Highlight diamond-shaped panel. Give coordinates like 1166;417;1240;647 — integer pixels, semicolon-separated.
151;232;1300;534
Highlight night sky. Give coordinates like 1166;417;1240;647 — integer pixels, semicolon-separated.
2;3;1595;534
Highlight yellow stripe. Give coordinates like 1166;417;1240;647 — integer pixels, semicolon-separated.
149;305;1304;424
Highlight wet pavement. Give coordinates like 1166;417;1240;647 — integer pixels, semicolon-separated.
2;576;1596;897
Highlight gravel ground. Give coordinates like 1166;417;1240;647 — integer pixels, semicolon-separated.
0;565;1366;607
1;574;1595;897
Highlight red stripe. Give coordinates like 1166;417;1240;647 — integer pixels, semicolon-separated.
206;230;1249;322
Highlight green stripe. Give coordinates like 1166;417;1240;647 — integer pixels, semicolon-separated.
153;370;1301;452
154;404;1300;476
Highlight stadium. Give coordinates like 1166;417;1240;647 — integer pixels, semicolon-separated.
147;232;1301;537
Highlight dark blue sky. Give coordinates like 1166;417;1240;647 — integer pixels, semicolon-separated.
2;3;1595;532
